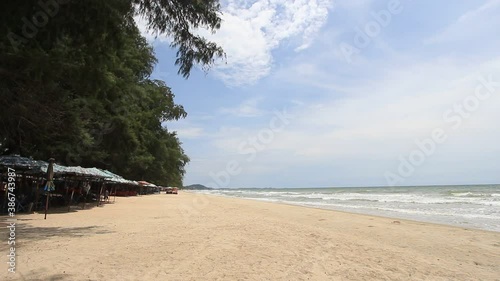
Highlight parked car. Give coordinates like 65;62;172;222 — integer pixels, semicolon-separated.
165;187;178;194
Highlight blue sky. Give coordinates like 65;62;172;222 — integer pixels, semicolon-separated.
137;0;500;188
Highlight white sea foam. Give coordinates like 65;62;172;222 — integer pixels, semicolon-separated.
194;185;500;231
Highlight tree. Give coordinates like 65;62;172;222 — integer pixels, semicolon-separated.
0;0;223;185
134;0;225;77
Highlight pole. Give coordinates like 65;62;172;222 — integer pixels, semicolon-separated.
2;186;7;215
97;182;103;207
34;181;40;211
44;158;55;220
44;191;49;220
68;181;75;212
63;180;68;206
82;191;86;209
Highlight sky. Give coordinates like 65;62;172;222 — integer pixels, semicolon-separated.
137;0;500;188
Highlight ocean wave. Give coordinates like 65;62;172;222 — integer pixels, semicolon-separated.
450;192;496;197
374;206;500;220
285;192;498;206
192;188;500;231
202;189;500;206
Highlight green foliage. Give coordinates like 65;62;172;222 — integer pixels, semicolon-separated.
0;0;222;186
133;0;225;77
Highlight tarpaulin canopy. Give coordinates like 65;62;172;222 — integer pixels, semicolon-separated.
138;180;157;187
1;155;140;185
98;169;139;185
0;155;36;170
26;161;106;179
29;160;69;175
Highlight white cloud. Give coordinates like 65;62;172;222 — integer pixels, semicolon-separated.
273;57;500;158
219;97;265;117
425;0;500;45
172;127;205;139
176;0;500;187
186;56;500;186
209;0;332;86
135;1;333;86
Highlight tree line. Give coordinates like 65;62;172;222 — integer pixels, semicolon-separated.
0;0;224;186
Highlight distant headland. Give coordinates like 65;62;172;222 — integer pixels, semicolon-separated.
182;184;212;190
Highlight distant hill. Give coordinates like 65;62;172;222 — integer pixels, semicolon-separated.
183;184;212;190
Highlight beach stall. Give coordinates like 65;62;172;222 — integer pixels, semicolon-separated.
0;155;111;214
28;162;109;210
98;169;140;198
0;155;42;214
138;181;157;195
0;154;153;214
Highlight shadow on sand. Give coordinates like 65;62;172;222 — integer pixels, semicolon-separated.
15;224;114;242
1;200;115;218
0;224;113;254
9;270;74;281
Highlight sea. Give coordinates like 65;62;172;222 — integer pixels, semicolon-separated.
193;185;500;232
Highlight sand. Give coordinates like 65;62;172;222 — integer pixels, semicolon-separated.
1;192;499;280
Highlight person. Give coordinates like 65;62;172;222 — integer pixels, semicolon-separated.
104;189;109;202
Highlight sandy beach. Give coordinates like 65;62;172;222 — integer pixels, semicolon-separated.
1;192;499;281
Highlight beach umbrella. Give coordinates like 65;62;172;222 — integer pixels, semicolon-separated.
44;158;55;220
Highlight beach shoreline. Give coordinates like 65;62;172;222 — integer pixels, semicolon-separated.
191;191;500;234
1;192;499;280
190;185;500;232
